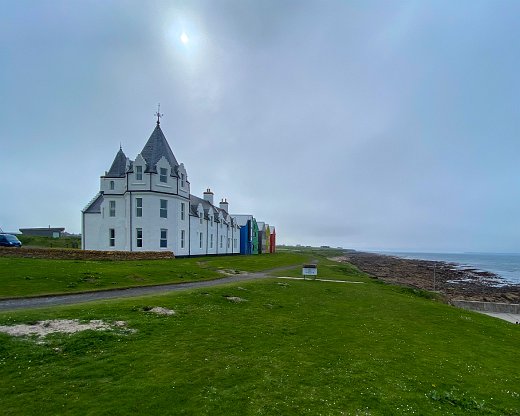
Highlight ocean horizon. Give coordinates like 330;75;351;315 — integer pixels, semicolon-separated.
373;251;520;285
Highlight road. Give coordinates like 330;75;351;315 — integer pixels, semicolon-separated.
0;266;296;311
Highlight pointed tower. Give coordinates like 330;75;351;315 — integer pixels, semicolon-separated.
105;147;128;177
139;118;179;173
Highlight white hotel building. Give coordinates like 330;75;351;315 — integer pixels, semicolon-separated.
82;117;241;255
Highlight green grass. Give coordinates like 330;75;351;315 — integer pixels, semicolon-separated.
0;272;518;415
0;252;308;299
272;255;369;281
17;235;81;249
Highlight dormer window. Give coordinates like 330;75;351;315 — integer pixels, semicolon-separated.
199;212;203;225
136;166;143;181
181;173;185;187
160;167;168;183
109;181;114;190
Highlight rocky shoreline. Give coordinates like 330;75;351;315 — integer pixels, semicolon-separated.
334;251;520;303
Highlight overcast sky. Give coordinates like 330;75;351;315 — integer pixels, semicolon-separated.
1;0;519;253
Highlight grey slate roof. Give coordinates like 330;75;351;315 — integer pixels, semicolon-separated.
190;194;224;221
231;214;253;227
105;148;128;178
140;124;179;174
190;194;211;216
83;193;104;213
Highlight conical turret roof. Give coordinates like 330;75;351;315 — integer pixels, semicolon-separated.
140;123;179;173
105;148;128;177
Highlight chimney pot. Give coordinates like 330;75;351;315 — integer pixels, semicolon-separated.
203;188;214;205
219;198;229;212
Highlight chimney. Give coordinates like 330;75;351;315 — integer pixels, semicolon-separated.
219;198;229;212
203;188;214;205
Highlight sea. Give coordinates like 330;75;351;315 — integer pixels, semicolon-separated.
375;252;520;286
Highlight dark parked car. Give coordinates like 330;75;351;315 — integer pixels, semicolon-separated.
0;233;22;247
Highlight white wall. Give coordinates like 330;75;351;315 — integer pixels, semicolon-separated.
84;152;246;256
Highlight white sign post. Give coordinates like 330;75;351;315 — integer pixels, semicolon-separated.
302;264;318;280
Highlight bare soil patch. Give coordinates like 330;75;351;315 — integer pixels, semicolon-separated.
225;296;247;303
0;319;129;339
217;269;244;276
146;307;175;316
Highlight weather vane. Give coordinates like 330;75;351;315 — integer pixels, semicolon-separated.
155;103;163;125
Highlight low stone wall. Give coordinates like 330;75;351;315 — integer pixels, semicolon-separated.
451;300;520;314
0;247;174;260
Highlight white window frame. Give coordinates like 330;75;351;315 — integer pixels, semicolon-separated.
181;230;185;248
181;173;185;187
210;234;213;248
181;203;185;220
160;199;168;218
136;165;143;181
109;228;115;247
199;232;203;248
136;228;143;248
136;198;143;217
160;229;168;248
109;201;116;217
160;167;168;183
110;180;114;190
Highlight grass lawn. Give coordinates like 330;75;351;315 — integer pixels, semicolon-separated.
17;235;81;249
0;252;308;299
0;269;518;415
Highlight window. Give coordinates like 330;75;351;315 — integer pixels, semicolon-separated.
160;199;167;218
228;238;230;248
110;180;114;190
136;198;142;217
210;234;213;248
181;230;185;248
136;165;143;181
160;167;167;183
220;235;223;248
181;203;185;220
199;232;203;248
199;213;203;225
109;228;115;247
109;201;116;217
181;173;185;187
160;229;167;248
210;216;213;226
234;238;237;248
136;228;142;248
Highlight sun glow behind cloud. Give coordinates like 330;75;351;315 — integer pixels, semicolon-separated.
164;13;206;62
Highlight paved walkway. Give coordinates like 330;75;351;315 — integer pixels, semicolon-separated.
277;277;365;284
0;266;298;311
480;312;520;324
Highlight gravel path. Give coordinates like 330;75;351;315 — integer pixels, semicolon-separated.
0;266;297;311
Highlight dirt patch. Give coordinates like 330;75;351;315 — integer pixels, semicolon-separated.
0;319;129;339
225;296;247;303
146;307;175;316
334;252;520;303
217;269;243;276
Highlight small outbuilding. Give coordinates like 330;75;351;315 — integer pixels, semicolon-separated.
19;227;65;238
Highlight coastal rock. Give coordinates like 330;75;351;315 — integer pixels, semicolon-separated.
335;252;519;303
